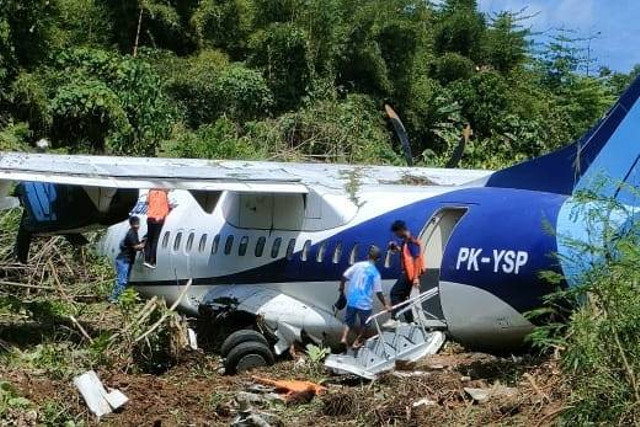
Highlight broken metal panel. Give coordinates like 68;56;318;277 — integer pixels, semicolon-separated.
200;285;343;354
73;371;128;418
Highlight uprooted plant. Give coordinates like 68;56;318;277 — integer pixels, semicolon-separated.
0;208;194;377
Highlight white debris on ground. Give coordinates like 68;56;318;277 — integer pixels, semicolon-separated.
72;371;128;418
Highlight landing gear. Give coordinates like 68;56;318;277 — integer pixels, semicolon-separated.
222;329;275;374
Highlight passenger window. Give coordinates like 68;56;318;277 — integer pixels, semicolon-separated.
255;236;266;257
224;235;234;255
301;240;311;261
239;236;249;256
161;231;170;249
332;242;343;264
271;237;282;258
186;232;195;252
349;243;359;265
173;232;183;252
286;238;296;260
198;234;208;252
316;242;327;263
211;234;220;255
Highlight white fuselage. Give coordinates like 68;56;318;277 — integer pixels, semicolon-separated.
100;185;453;346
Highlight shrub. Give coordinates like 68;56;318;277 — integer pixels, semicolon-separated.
163;51;272;127
530;192;640;424
248;23;313;111
245;94;400;164
19;48;173;155
433;52;475;86
168;118;262;160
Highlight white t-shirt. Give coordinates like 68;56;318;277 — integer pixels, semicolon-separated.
343;261;382;310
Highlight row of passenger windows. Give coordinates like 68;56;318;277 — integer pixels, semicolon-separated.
161;231;397;267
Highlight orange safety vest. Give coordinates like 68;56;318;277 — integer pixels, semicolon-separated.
401;236;424;282
147;189;170;222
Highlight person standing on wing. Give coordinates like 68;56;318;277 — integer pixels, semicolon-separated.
338;246;391;349
144;188;171;268
111;216;145;302
388;220;424;323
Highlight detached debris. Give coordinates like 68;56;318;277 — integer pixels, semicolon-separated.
232;386;284;427
73;371;128;418
464;384;518;403
412;397;437;408
252;376;327;403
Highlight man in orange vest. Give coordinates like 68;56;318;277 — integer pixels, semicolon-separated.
388;220;423;323
144;188;171;268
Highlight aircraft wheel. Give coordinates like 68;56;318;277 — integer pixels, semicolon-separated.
220;329;270;358
224;341;275;375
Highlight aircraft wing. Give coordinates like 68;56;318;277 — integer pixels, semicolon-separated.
0;152;491;261
0;152;492;192
0;152;308;194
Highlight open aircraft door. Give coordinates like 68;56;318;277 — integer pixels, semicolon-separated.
415;206;469;321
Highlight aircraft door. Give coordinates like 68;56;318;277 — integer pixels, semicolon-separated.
417;207;468;318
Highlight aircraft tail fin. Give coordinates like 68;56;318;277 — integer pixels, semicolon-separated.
485;75;640;199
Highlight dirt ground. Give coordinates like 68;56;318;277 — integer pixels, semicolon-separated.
0;340;568;426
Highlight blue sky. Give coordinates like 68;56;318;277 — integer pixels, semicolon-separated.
478;0;640;72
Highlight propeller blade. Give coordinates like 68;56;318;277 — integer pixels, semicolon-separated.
385;104;413;167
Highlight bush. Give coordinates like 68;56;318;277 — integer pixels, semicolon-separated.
245;94;400;164
433;52;475;86
530;192;640;424
168;118;262;160
248;23;313;111
163;51;272;127
0;122;31;151
16;48;173;155
49;79;131;153
191;0;255;57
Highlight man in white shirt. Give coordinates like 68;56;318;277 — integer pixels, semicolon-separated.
338;246;391;348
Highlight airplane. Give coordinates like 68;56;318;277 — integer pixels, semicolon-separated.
0;75;638;374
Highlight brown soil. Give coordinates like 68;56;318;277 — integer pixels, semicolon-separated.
0;344;568;426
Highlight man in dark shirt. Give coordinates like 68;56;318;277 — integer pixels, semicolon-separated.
110;216;145;302
388;220;423;323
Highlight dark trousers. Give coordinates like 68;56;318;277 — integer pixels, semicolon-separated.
145;219;164;265
390;276;414;322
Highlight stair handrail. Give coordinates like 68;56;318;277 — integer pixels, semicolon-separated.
364;287;441;360
366;287;439;325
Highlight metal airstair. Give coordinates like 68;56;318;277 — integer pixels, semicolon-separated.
324;288;447;380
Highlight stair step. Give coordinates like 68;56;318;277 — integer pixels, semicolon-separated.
325;330;446;379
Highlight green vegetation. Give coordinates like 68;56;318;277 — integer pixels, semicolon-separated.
0;0;637;166
529;192;640;425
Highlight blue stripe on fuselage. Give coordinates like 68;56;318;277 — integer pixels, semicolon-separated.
131;188;568;315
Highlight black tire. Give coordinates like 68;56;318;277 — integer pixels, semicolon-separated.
224;341;275;375
220;329;270;358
